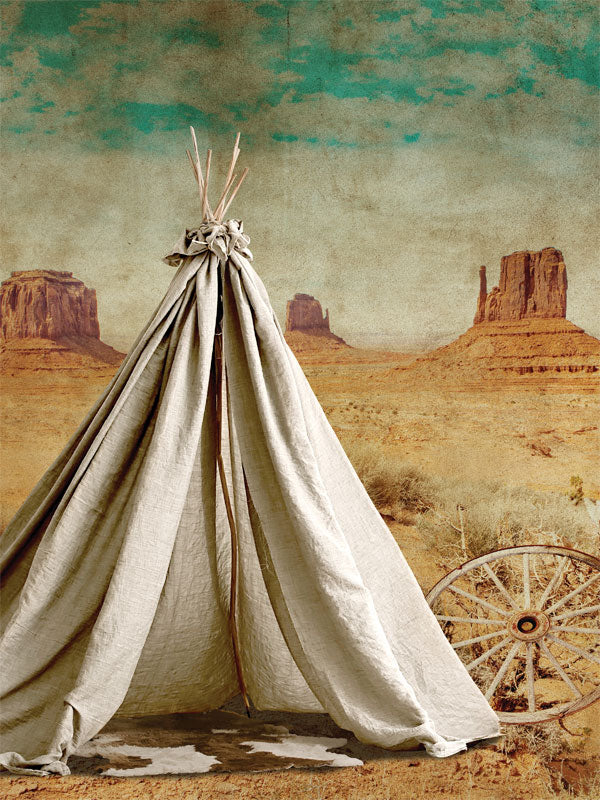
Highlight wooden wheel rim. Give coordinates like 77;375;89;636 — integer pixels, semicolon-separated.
426;546;600;724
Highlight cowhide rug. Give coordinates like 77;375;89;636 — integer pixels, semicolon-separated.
68;702;429;777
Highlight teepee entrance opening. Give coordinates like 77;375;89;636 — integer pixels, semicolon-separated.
213;293;250;716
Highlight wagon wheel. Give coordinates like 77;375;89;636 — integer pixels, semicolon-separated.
426;546;600;724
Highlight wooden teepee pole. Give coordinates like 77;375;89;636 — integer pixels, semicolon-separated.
202;149;212;219
187;130;247;223
184;133;251;712
215;132;241;220
214;328;251;716
220;168;249;220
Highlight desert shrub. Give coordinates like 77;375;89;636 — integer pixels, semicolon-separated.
553;775;600;800
497;722;570;764
416;478;596;566
342;438;597;561
494;722;600;797
343;440;435;516
569;475;584;505
390;508;417;526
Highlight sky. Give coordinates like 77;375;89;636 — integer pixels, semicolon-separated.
1;0;598;351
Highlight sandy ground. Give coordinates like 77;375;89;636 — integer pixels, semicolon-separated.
2;356;598;527
0;749;580;800
1;353;599;798
300;356;600;498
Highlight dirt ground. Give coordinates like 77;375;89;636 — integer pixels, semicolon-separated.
1;352;599;798
0;749;588;800
299;354;600;498
2;354;599;526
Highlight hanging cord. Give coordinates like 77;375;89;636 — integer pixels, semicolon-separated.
213;285;251;717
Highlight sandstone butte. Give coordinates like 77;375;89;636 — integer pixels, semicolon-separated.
284;293;348;352
0;270;124;373
409;247;600;385
474;247;567;324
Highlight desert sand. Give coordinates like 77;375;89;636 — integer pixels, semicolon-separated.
3;346;598;528
1;342;598;798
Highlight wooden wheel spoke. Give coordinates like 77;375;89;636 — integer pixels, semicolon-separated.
435;615;507;626
539;557;568;609
523;553;531;609
482;562;520;610
452;630;508;649
525;642;536;712
552;604;600;623
427;546;600;722
484;641;521;700
447;584;510;617
538;640;583;698
546;634;600;666
466;637;512;671
545;574;600;615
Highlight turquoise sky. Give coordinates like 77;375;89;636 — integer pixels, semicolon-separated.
1;0;598;349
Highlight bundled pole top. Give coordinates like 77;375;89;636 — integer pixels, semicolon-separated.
163;128;253;270
186;127;249;223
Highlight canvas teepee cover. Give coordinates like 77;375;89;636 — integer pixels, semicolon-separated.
0;136;500;776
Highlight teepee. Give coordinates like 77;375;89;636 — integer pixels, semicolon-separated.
0;132;500;776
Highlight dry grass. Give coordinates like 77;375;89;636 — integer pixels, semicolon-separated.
344;438;600;795
417;478;597;568
497;723;571;763
344;439;598;569
553;780;600;800
344;440;435;516
495;724;600;799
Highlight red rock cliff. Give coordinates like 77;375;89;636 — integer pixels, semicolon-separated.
474;248;567;324
286;293;331;333
0;270;101;340
474;265;487;324
284;293;348;350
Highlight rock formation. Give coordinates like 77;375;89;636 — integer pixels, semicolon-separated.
474;248;567;324
406;247;599;385
474;266;487;324
412;317;600;379
1;270;101;340
0;269;124;372
285;293;347;351
286;293;333;334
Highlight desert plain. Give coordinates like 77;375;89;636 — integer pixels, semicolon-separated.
1;332;599;798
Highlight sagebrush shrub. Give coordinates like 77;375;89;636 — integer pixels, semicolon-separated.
342;438;597;562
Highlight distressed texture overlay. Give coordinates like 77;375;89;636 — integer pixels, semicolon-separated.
0;0;598;351
1;3;600;798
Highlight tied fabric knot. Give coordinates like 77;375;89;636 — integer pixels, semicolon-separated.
163;219;252;268
196;219;252;264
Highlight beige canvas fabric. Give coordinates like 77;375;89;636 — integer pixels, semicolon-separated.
0;220;500;776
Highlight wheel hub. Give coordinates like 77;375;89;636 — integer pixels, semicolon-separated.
508;609;550;641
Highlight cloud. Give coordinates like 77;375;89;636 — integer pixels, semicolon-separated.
0;0;596;153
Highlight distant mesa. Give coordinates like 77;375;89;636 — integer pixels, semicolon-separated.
286;293;333;334
1;270;101;340
409;247;599;384
0;269;124;373
285;293;348;352
474;247;567;324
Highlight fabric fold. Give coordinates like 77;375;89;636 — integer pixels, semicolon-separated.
1;220;500;775
1;253;227;774
221;248;501;752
